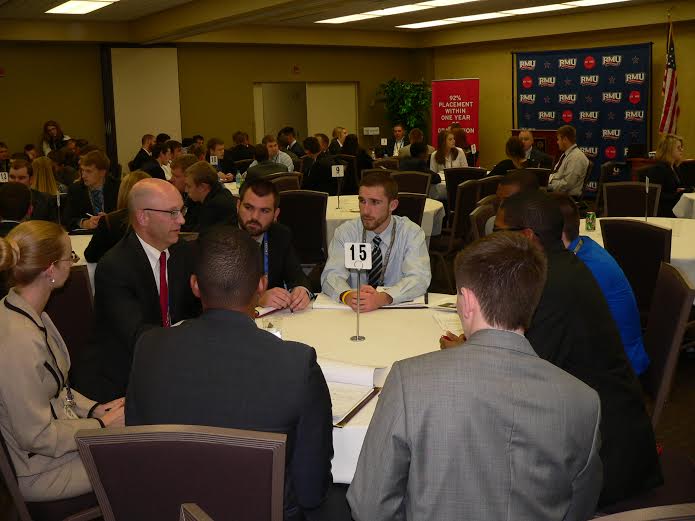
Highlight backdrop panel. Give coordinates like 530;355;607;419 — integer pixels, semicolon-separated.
432;79;479;152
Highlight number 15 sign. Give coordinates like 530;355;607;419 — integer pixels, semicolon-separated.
344;243;372;270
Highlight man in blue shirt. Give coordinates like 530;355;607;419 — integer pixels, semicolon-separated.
553;193;649;375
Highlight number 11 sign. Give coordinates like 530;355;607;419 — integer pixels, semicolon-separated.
344;243;372;270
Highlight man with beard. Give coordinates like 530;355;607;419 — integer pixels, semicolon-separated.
237;178;312;311
321;171;431;312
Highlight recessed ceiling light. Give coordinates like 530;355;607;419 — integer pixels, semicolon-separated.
450;12;515;22
417;0;481;6
316;13;379;23
564;0;630;5
501;3;575;15
397;19;460;28
46;0;114;14
364;5;434;16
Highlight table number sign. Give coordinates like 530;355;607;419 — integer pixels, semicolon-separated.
332;164;345;178
344;242;372;270
0;172;8;183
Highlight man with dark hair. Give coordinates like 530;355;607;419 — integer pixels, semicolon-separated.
132;134;154;170
125;226;333;521
23;144;38;161
205;137;233;181
302;136;337;195
166;140;183;159
398;128;434;158
248;135;293;172
314;133;330;153
0;182;32;236
246;143;288;182
548;125;589;196
552;193;648;375
65;151;119;230
495;190;662;506
349;232;602;521
226;131;255;163
0;142;10;172
183;161;237;233
279;126;305;158
155;133;171;145
8;158;57;222
192;134;205;146
141;142;172;180
382;123;409;158
519;130;553;169
188;143;206;161
479;169;540;237
321;171;431;312
237;178;312;311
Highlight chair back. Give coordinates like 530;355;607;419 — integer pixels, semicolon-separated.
278;190;328;264
76;425;286;521
642;262;695;429
268;174;300;192
391;171;431;195
393;192;426;226
361;168;396;177
45;264;94;376
600;219;672;317
0;427;32;521
478;175;503;198
335;154;359;194
469;203;496;241
510;167;551;188
477;194;497;207
181;504;215;521
444;168;486;218
576;160;594;201
291;158;301;172
603;182;661;217
234;159;254;174
596;161;626;215
374;157;398;170
449;180;480;247
679;159;695;187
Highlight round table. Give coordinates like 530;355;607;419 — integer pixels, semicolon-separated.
580;217;695;286
672;192;695;218
261;294;458;483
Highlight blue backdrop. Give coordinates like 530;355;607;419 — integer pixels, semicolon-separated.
515;43;651;194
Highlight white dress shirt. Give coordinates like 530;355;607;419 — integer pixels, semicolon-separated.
135;233;170;295
429;147;468;173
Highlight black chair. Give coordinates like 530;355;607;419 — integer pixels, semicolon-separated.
443;168;486;221
76;425;286;521
374;157;398;170
476;194;497;207
390;171;431;195
469;203;496;241
267;174;300;192
233;159;254;174
678;159;695;188
393;192;426;226
478;175;503;199
603;182;661;217
335;154;359;194
600;219;672;322
595;161;628;216
510;168;551;188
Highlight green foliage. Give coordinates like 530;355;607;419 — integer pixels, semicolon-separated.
378;79;431;131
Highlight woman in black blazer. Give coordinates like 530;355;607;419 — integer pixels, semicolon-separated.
639;134;686;217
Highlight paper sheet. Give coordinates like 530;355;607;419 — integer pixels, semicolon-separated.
328;382;377;425
317;357;385;387
431;311;464;336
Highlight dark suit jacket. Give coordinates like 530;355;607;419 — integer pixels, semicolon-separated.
328;139;342;155
302;153;338;195
64;176;119;231
288;141;305;158
131;148;151;171
125;309;333;520
0;220;20;237
639;162;683;217
184;182;237;233
266;223;312;292
72;230;200;402
527;148;554;169
527;242;662;506
488;158;527;178
382;137;409;158
140;158;166;180
398;157;440;184
83;208;129;263
30;189;58;222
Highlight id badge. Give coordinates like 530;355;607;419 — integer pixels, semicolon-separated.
63;400;79;419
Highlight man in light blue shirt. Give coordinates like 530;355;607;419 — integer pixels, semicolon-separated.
247;134;293;172
321;171;431;311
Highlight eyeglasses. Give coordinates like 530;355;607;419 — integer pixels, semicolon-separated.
143;206;188;219
52;251;80;265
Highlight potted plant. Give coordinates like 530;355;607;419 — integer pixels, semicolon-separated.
378;79;431;131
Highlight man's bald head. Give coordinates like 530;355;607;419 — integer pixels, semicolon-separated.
129;178;181;213
518;130;534;153
129;178;185;251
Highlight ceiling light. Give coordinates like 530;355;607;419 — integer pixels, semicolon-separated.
450;12;515;21
397;19;460;28
364;5;434;16
564;0;631;5
501;3;575;15
417;0;481;6
46;1;114;14
316;13;379;23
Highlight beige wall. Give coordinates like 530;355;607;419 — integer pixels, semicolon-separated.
0;43;104;154
433;21;695;169
306;83;358;139
260;82;308;140
177;45;425;145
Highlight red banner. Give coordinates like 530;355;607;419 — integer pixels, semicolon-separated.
431;79;480;151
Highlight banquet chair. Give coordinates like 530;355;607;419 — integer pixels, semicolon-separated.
469;204;496;241
292;158;301;172
600;219;671;323
478;175;503;198
335;154;359;194
180;504;215;521
75;425;286;521
596;503;695;520
444;168;486;222
390;171;431;195
0;427;100;521
477;194;497;207
268;174;300;192
233;159;254;174
374;157;398;170
594;161;626;216
678;159;695;188
603;182;661;217
393;192;426;226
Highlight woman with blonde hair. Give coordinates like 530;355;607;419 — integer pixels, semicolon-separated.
430;129;468;173
31;156;64;196
642;134;687;216
0;221;124;502
329;126;347;154
84;170;151;262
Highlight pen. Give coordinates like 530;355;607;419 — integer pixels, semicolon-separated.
86;213;95;218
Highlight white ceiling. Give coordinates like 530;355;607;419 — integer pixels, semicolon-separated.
0;0;194;21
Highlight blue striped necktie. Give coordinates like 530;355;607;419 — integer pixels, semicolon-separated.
368;236;383;287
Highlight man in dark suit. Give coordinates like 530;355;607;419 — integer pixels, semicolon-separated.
302;136;338;195
224;131;255;166
381;123;409;158
183;160;237;233
279;126;305;158
72;178;200;403
496;191;663;507
238;177;312;311
131;134;154;171
140;142;172;180
125;226;333;521
519;130;553;169
64;150;119;230
8;159;58;222
0;182;31;237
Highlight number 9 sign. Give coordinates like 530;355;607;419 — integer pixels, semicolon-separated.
344;242;372;270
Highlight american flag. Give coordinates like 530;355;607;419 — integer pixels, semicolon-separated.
659;20;679;134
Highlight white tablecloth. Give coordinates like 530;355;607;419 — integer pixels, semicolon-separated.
69;234;96;292
326;195;444;246
672;193;695;218
264;294;457;483
223;182;239;197
580;217;695;286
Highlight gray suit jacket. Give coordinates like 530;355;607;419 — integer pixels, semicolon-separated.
549;144;589;196
347;328;602;521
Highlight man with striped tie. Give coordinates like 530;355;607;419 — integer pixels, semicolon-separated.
321;171;431;312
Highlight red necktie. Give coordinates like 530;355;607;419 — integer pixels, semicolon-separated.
159;251;170;327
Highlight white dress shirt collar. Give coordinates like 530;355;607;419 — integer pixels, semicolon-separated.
135;233;170;295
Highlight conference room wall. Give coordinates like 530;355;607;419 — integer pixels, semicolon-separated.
0;43;105;153
434;22;695;169
176;45;429;144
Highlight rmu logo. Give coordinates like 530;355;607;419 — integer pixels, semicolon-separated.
538;111;556;121
602;129;621;140
602;55;622;67
579;111;599;122
625;110;645;121
580;75;599;86
519;60;536;70
602;92;622;103
520;94;536;104
559;94;577;104
580;146;598;158
538;76;556;87
625;72;645;84
559;58;577;69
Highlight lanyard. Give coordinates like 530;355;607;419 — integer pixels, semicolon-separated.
262;232;269;275
362;219;397;287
